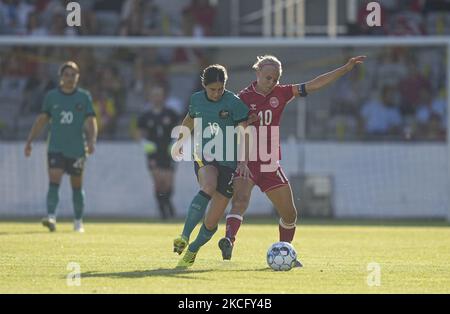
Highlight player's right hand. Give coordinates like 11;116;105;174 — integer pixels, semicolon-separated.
24;142;32;157
247;113;258;125
87;142;95;155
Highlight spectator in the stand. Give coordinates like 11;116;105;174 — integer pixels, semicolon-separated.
0;0;34;35
330;67;369;140
93;0;123;13
97;65;125;113
49;12;77;36
375;47;408;89
119;0;165;36
388;8;425;36
0;48;28;98
415;89;435;139
132;49;169;93
131;55;145;94
92;86;117;138
26;11;48;36
182;0;216;36
398;58;431;116
360;86;402;138
424;0;450;13
171;10;206;66
431;87;447;133
78;5;98;36
21;63;56;114
415;88;446;140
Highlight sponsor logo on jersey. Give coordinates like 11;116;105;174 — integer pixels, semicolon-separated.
250;104;257;110
269;97;279;108
219;110;230;119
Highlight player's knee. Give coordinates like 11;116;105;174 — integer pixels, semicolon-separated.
280;211;297;228
200;183;217;196
232;195;250;213
282;208;297;225
204;220;217;231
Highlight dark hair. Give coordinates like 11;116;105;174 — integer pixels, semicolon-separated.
201;64;228;86
58;61;80;76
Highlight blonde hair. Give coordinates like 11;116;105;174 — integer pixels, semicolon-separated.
252;55;282;75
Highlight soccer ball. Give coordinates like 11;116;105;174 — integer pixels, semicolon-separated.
266;241;297;271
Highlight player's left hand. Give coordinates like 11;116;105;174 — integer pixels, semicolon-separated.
346;56;366;71
236;162;251;180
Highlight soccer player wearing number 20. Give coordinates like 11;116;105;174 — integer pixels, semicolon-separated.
24;61;98;233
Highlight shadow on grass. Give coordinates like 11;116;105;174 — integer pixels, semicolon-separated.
80;268;213;280
79;267;270;280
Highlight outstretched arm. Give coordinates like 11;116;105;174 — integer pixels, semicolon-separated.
24;113;50;157
293;56;366;96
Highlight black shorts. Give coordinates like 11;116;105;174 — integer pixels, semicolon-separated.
194;159;234;199
146;154;174;170
47;153;85;176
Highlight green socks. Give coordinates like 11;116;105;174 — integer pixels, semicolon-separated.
189;223;218;253
46;183;85;220
72;188;85;220
181;191;211;240
47;183;60;216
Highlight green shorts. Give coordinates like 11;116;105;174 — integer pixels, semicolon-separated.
48;152;85;176
194;159;234;199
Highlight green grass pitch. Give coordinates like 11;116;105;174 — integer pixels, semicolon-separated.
1;219;449;293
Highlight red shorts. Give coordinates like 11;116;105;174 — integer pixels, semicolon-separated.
235;161;289;193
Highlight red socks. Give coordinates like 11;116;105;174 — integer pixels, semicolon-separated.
279;218;296;242
226;215;296;243
225;214;243;244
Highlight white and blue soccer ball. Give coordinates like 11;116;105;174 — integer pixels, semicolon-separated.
266;241;297;271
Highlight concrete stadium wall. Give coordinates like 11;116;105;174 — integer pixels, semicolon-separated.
0;141;448;219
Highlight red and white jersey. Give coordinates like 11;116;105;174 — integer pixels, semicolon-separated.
238;81;299;164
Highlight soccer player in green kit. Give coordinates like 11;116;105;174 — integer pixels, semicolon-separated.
24;61;98;233
172;64;252;268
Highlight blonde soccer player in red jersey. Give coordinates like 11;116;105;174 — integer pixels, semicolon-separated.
218;55;366;263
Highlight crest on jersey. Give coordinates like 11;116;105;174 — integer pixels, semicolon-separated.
76;103;83;111
269;97;279;108
219;110;230;119
250;104;257;110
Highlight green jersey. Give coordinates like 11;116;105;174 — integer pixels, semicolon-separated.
189;90;249;169
41;88;96;159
